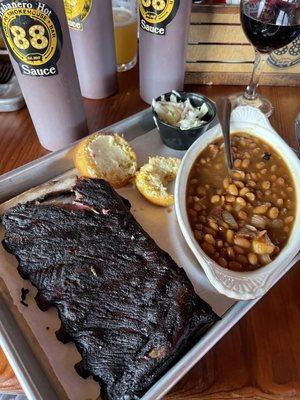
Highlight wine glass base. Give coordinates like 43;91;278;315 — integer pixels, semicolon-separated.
229;93;274;117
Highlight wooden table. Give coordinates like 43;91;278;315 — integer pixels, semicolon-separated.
0;66;299;399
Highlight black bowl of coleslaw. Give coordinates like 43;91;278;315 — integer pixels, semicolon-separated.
152;91;216;150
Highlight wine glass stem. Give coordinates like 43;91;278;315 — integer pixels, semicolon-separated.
244;50;269;101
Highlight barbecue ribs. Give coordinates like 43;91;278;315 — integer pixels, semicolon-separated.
2;178;219;400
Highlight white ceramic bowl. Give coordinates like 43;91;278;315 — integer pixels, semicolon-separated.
175;106;300;300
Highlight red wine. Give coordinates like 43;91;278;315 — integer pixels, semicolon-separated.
241;0;300;53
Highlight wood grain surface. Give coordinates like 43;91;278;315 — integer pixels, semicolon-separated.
0;66;299;399
0;348;22;394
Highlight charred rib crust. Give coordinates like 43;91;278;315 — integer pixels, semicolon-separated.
2;178;219;400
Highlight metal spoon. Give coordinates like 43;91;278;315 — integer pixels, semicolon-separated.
216;97;233;171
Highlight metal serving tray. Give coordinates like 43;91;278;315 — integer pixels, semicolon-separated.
0;108;298;400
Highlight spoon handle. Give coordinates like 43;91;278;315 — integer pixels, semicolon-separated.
216;97;233;171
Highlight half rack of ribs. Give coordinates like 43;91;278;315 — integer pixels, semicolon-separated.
2;178;219;400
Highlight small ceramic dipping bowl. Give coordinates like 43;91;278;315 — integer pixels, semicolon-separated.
152;91;216;151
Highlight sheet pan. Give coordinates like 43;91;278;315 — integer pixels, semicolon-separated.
0;108;298;400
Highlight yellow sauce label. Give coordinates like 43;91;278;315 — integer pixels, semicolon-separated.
268;37;300;69
139;0;180;35
0;1;62;76
64;0;92;31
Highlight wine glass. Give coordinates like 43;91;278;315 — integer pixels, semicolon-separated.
230;0;300;117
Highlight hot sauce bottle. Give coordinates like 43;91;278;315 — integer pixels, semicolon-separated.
139;0;192;104
64;0;118;99
0;0;88;151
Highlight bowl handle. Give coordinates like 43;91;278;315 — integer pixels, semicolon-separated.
231;106;273;131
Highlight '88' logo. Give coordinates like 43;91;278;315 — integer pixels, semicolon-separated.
139;0;179;26
10;24;48;51
141;0;166;10
0;0;63;75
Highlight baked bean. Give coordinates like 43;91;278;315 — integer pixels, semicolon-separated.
235;180;245;188
246;203;253;211
228;261;242;271
236;254;248;265
220;221;230;229
223;177;230;189
261;169;267;175
233;170;246;180
228;184;239;196
204;227;216;236
280;190;287;199
256;190;263;200
227;247;235;258
217;240;223;248
277;177;285;185
268;207;279;219
236;197;246;207
285;216;294;223
226;229;234;243
193;203;202;211
276;198;284;206
253;204;269;214
234;245;245;254
201;242;215;254
204;234;215;245
248;253;258;265
239;187;250;196
245;192;256;202
234;159;242;168
208;220;219;230
261;181;271;190
234;237;251;249
225;204;233;212
248;180;256;188
226;194;236;203
238;210;248;220
218;257;228;268
287;186;294;192
197;187;206;195
286;199;293;210
211;195;220;204
194;230;202;240
242;159;250;168
256;161;265;169
270;165;277;172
